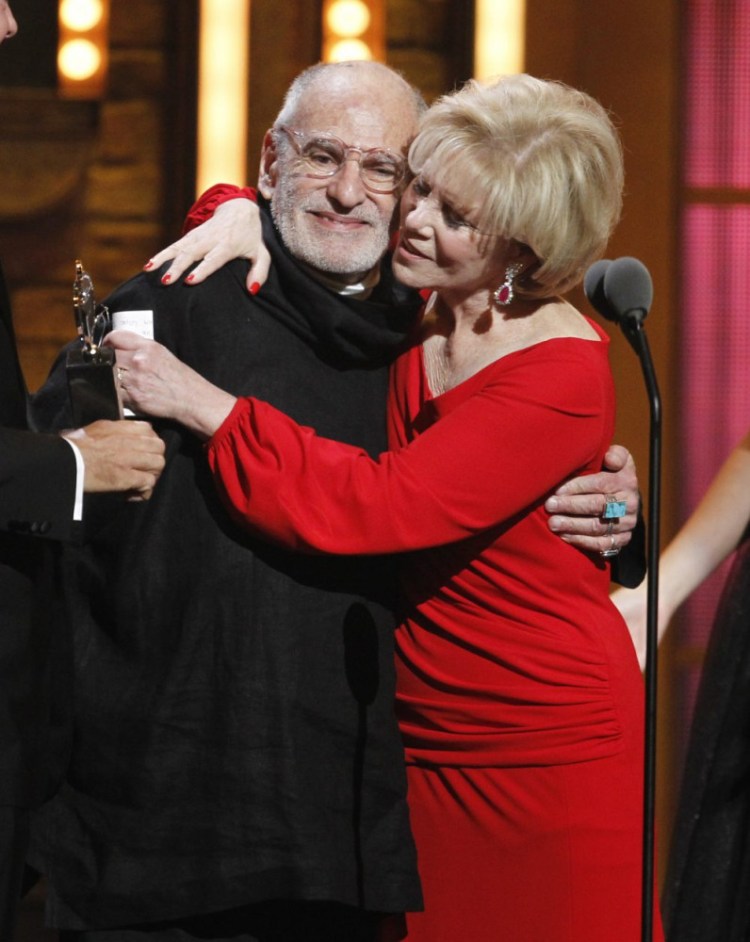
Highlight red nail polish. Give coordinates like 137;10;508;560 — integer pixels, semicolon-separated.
186;274;195;284
161;273;171;285
250;282;261;295
144;260;154;270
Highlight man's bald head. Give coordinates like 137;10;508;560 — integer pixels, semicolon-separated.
276;60;425;133
258;61;425;285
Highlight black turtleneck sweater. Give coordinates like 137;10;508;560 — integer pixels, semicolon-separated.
29;202;424;929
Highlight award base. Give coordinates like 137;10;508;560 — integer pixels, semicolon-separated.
66;346;123;427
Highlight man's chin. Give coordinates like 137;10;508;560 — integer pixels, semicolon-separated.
299;242;386;279
276;216;388;281
304;257;376;282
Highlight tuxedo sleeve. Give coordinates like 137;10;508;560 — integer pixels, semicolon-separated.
0;427;77;542
611;514;647;588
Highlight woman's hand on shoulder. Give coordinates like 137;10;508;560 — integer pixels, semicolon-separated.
145;198;270;294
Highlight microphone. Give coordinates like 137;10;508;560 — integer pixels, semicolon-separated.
585;256;653;353
586;253;661;942
585;256;653;326
583;258;614;321
602;256;653;327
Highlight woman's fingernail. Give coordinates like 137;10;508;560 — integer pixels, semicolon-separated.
161;273;171;285
249;282;261;295
144;260;154;270
186;274;195;284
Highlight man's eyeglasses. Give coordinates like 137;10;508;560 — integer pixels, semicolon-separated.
274;125;407;194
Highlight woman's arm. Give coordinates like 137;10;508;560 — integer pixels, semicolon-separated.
209;359;613;555
108;331;612;556
182;183;254;233
613;429;750;667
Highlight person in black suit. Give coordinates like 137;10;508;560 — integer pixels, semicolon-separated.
1;269;165;942
0;9;165;934
0;264;165;941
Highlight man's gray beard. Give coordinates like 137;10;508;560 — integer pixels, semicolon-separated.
271;182;391;280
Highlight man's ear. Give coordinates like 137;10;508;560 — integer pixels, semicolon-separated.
257;129;278;199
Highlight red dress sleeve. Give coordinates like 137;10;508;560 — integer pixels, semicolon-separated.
206;338;615;556
183;184;258;234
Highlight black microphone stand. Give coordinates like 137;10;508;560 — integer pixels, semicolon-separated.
619;315;662;942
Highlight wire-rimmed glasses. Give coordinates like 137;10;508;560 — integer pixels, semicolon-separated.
274;125;408;194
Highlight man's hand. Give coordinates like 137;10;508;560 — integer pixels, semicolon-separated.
145;199;269;293
62;420;166;501
106;330;237;440
545;444;640;554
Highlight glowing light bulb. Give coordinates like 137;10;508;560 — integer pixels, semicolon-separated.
328;38;372;61
326;0;370;38
60;0;104;32
58;38;101;81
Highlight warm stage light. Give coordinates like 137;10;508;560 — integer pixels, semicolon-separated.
326;0;371;38
59;0;104;31
328;38;373;61
57;0;109;97
322;0;383;63
58;38;101;81
196;0;251;196
474;0;526;80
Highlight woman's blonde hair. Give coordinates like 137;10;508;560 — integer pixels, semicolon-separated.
408;74;624;298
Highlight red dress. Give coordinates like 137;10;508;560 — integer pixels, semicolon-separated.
207;320;663;942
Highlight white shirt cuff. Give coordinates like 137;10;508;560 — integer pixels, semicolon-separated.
62;437;85;522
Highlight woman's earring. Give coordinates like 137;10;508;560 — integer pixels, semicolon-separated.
493;263;524;307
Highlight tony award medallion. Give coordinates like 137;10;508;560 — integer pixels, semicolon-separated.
66;260;123;426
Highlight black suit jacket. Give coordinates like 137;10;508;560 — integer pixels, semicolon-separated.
0;263;77;807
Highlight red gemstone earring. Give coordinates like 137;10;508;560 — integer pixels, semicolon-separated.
492;263;524;307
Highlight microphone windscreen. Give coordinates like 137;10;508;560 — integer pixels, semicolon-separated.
602;257;653;322
583;259;615;321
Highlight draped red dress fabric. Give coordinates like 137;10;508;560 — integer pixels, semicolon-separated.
207;318;663;942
